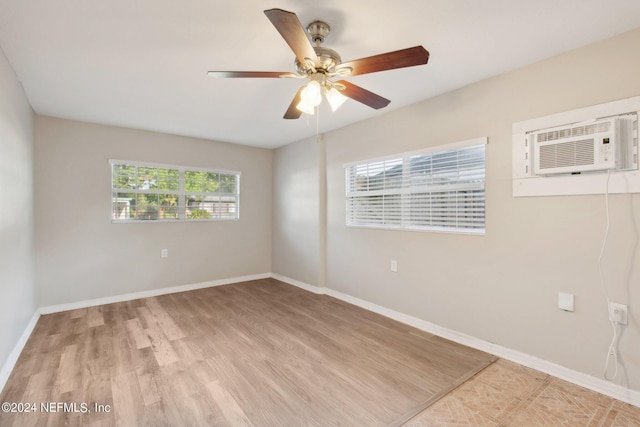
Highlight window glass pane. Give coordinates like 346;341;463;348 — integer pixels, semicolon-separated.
185;170;203;192
367;163;385;192
219;174;236;193
157;168;179;191
382;194;402;225
158;194;179;219
409;154;432;187
137;167;159;190
347;159;403;192
219;199;237;219
202;172;219;192
431;151;460;184
347;169;369;192
349;195;383;225
185;170;223;193
186;195;215;219
112;165;136;189
113;193;135;219
383;159;403;190
186;195;239;219
134;193;159;220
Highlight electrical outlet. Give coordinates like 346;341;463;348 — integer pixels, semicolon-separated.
609;302;628;325
161;249;168;258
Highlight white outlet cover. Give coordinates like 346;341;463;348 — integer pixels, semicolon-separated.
609;302;628;325
558;292;575;312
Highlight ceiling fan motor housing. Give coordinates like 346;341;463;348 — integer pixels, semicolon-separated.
293;19;342;74
295;46;342;74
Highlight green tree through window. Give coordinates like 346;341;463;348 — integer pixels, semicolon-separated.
111;161;240;221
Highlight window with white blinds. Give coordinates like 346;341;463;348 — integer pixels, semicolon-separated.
345;138;486;234
110;160;240;222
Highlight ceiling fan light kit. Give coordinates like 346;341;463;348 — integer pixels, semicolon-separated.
325;87;348;112
295;81;348;115
297;80;322;114
207;8;430;119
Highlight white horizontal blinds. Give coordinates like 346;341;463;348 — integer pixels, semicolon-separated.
346;158;404;226
406;144;485;231
111;161;240;221
346;141;485;234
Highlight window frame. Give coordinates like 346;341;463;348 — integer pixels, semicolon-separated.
344;137;487;235
110;159;241;223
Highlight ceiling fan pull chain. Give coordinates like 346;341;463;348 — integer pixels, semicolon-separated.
316;105;320;140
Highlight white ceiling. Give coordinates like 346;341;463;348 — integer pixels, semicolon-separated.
1;1;640;149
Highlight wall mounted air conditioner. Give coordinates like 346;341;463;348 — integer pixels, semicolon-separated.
513;97;640;197
529;115;637;175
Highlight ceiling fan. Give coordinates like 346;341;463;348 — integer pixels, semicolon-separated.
207;8;430;119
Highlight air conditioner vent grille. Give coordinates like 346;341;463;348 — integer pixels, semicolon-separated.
539;139;595;170
537;122;612;142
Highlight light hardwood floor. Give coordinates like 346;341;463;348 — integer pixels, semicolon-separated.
0;278;494;426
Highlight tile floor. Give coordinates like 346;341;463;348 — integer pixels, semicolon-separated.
402;359;640;426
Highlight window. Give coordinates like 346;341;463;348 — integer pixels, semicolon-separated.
345;138;486;234
111;160;240;222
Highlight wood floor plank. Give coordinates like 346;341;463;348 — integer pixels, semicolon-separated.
54;344;81;394
133;348;161;406
0;278;494;426
144;326;179;367
86;306;105;328
124;318;150;350
206;380;254;426
110;371;144;426
144;297;186;341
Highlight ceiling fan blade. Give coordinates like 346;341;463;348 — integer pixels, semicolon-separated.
264;8;319;68
336;46;429;76
283;86;305;119
207;71;296;78
336;80;391;110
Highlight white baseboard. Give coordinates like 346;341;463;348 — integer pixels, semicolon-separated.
38;273;271;315
0;311;40;394
270;273;325;294
272;273;640;408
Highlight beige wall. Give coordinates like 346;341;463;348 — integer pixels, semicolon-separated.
0;49;36;373
275;28;640;391
272;137;323;286
34;117;273;306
